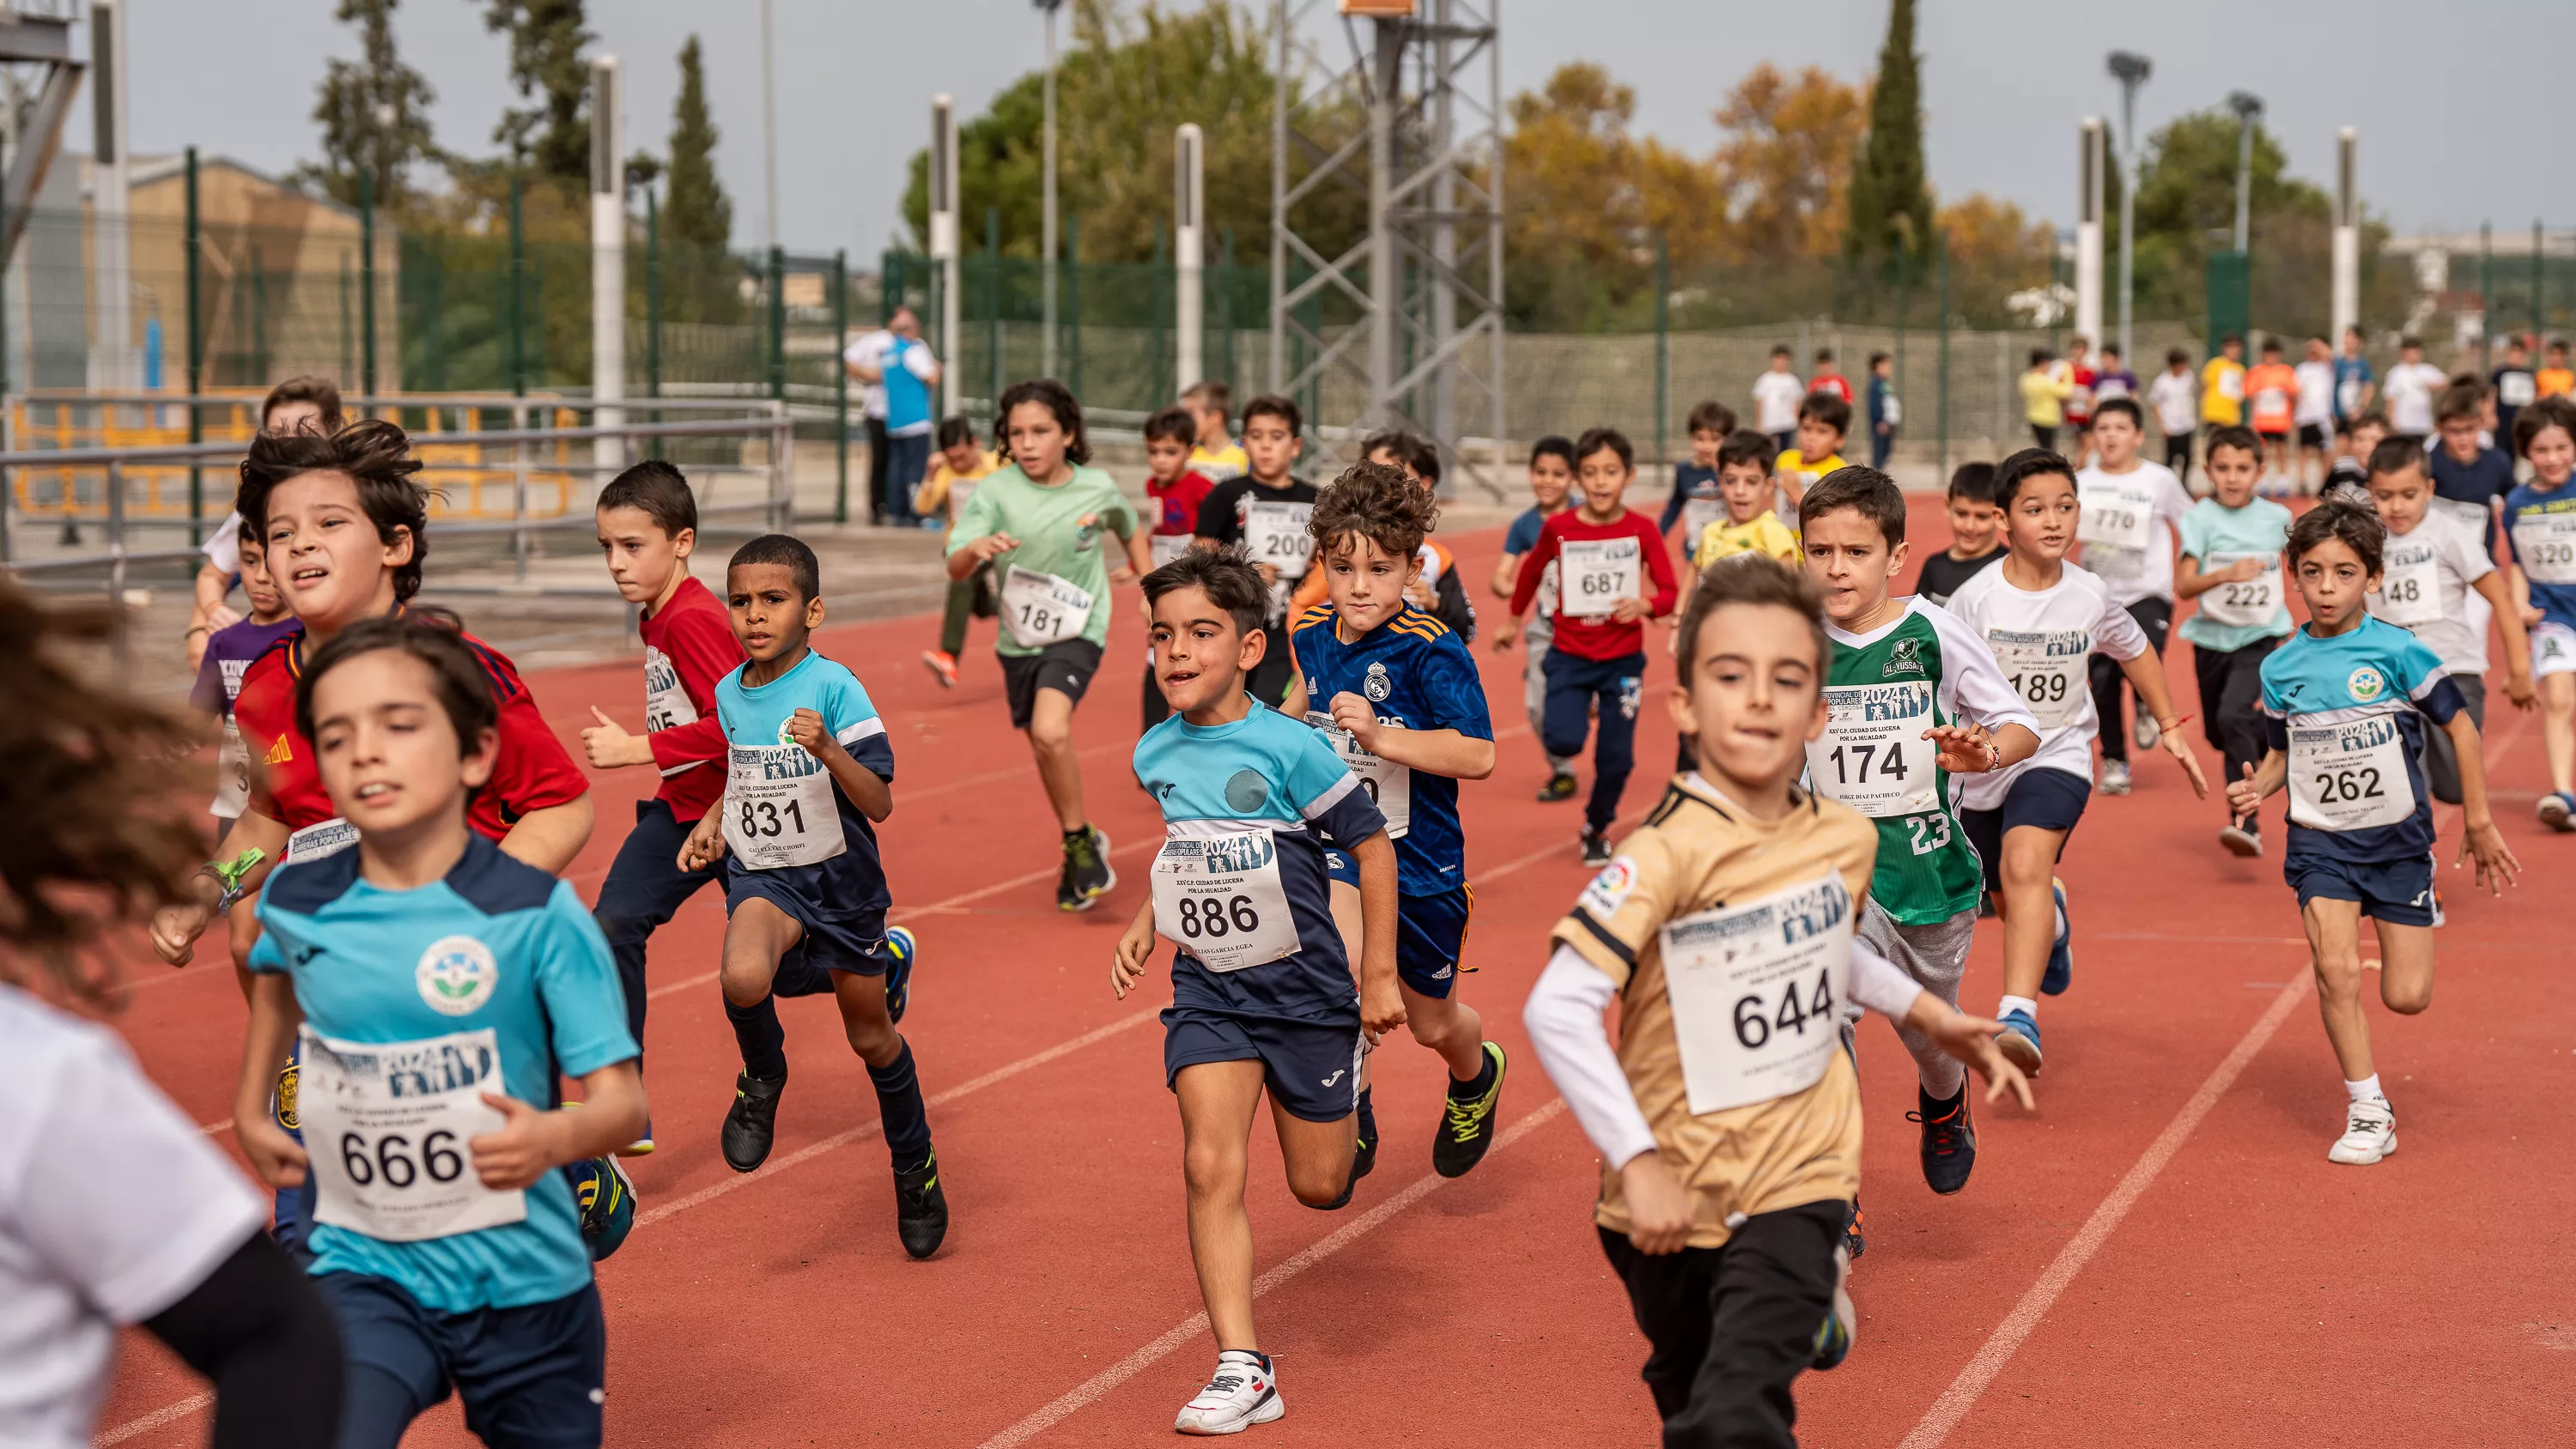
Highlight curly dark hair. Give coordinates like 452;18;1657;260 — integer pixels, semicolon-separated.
235;417;432;602
995;378;1091;466
1311;459;1437;564
0;580;208;1009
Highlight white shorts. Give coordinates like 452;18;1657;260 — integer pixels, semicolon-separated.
2536;621;2576;679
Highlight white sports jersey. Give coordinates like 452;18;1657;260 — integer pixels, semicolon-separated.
1942;559;2151;809
2072;461;2193;606
2293;361;2337;428
2366;509;2496;677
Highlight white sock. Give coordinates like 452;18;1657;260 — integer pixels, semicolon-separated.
2345;1074;2385;1104
2054;900;2069;939
1998;994;2038;1022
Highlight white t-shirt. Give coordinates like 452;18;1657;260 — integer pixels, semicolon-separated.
0;986;266;1449
2293;361;2337;428
1752;371;1806;434
2073;461;2193;606
2366;510;2495;676
845;330;896;421
1942;560;2151;809
2384;362;2449;435
201;511;244;577
2147;371;2198;438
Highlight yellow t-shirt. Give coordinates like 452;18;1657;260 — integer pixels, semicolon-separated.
2020;367;2072;427
1773;449;1848;491
914;449;1002;526
1551;776;1878;1249
2201;358;2245;425
2538;367;2575;399
1692;512;1802;569
1188;441;1249;483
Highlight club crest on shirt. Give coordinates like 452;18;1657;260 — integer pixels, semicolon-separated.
1224;768;1270;812
2346;665;2387;703
1364;661;1392;702
1883;637;1927;678
417;935;500;1016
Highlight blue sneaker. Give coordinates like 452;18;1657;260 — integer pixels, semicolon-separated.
1810;1246;1856;1370
2539;792;2576;833
884;926;919;1024
571;1155;638;1262
617;1118;655;1158
1995;1009;2043;1076
2039;877;2073;997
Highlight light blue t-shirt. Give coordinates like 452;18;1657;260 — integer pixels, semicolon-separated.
2259;617;2464;865
2178;496;2295;652
883;337;935;435
249;834;636;1313
714;648;895;918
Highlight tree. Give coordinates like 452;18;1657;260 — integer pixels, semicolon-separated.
661;34;738;324
1710;64;1868;264
300;0;440;210
484;0;593;185
1843;0;1932;281
2128;108;2339;333
1502;63;1719;327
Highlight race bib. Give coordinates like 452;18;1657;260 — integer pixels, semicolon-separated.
1884;391;1905;424
2218;369;2245;402
2196;552;2281;627
2092;376;2129;402
1150;828;1299;973
1658;873;1854;1114
1987;628;2087;730
999;565;1094;648
2372;545;2444;627
298;1025;525;1243
2078;476;2159;552
723;742;846;869
2512;509;2576;586
643;646;702;779
2336;376;2364;417
1807;682;1940;819
286;817;359;864
1149;533;1194;568
1535;557;1561;619
2502;372;2538;408
213;717;252;817
2287;715;2415;831
947;477;978;516
1308;712;1411;839
1558;537;1642;619
1682;498;1726;548
2429;496;2491;536
1243;500;1316;579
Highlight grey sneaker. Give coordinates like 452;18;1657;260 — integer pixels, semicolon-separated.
2135;714;2160;751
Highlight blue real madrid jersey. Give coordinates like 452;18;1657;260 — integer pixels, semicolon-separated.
248;834;638;1313
1289;603;1492;895
714;648;896;916
2259;616;2464;864
1133;702;1388;1023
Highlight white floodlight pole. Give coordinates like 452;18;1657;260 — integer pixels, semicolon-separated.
1039;0;1061;378
2106;51;2150;367
2076;118;2104;351
1176;123;1205;395
590;55;626;475
759;0;780;252
2331;128;2360;345
930;95;959;418
90;0;131;391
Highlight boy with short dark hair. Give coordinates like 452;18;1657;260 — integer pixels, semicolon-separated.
1195;394;1320;707
916;417;1003;687
2383;336;2447;440
1141;406;1218;729
1774;392;1851;520
2245;337;2300;487
1495;436;1580;798
2492;336;2538;449
1115;546;1399;1434
1660;400;1740;563
2201;334;2247;435
1753;347;1805;455
1183;380;1248;483
2429;384;2517;553
2148;348;2200;479
1692;431;1803;569
1864;352;1899;470
2075;397;2195;796
190;530;299;842
2177;427;2297;858
677;534;945;1257
1808;347;1852;404
1915;464;2004;607
2538;338;2575;400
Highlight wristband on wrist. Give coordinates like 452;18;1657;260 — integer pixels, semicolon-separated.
197;847;268;914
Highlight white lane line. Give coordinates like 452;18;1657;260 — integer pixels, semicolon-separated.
94;1391;214;1445
975;1100;1569;1449
1894;972;2316;1449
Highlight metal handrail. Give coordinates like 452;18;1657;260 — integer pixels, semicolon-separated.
11;391;782;413
0;413;787;468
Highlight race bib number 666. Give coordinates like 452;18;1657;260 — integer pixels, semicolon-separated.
297;1025;526;1242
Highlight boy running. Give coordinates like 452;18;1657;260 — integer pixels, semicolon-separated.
2245;338;2300;488
2492;337;2537;449
2334;325;2379;421
1194;395;1320;707
2326;411;2390;504
1917;463;2005;607
947;379;1151;910
2294;336;2339;489
189;530;299;842
916;416;1002;688
1659;401;1739;567
234;615;648;1449
1114;548;1400;1434
1773;392;1851;520
1799;468;2040;1194
1143;405;1219;730
1753;347;1805;456
2201;335;2247;437
2383;336;2446;441
1521;557;2032;1449
2177;427;2298;858
1509;427;1682;865
2075;397;2195;795
1183;380;1248;483
677;535;945;1254
1945;449;2208;1071
2022;348;2073;452
2539;339;2574;400
1691;431;1803;571
1286;464;1505;1180
2505;396;2576;828
2148;349;2200;481
1865;352;1900;470
2226;504;2518;1164
1495;435;1580;799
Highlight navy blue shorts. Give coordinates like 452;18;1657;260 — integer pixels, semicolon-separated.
1163;1006;1364;1124
724;867;898;991
317;1273;605;1449
2286;852;2440;928
1319;855;1475;999
1960;767;2091;893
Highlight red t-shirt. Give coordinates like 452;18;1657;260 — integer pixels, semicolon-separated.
1509;507;1679;661
2068;365;2099;423
1809;373;1853;404
234;618;592;843
1150;469;1218;536
639;575;743;823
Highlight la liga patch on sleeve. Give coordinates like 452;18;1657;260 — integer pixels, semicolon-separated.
1578;858;1638;918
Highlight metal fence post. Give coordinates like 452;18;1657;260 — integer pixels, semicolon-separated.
1653;229;1669;475
339;252;353;382
185;145;203;544
2481;221;2494;367
107;460;127;673
1151;221;1169;410
360;167;379;405
767;246;787;404
511;403;530;581
2535;218;2546;343
1220;225;1237;391
509;171;527;397
985;209;1002;421
1936;235;1951;484
646;189;662;460
834;248;850;524
1066;215;1084;400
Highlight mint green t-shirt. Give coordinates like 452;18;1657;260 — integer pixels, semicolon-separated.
2178;496;2296;652
945;464;1139;656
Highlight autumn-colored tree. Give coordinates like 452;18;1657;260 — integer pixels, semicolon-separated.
1502;64;1720;326
1711;64;1867;264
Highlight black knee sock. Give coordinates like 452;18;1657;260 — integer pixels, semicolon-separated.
868;1037;933;1167
726;994;787;1081
1447;1045;1496;1096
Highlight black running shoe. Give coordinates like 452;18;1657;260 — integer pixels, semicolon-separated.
1910;1086;1977;1196
893;1151;949;1259
1580;827;1613;866
1537;772;1578;803
720;1070;787;1174
1431;1042;1507;1179
1058;825;1115;912
1843;1200;1867;1260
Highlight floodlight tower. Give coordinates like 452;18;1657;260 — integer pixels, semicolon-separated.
929;94;958;418
1176;123;1205;391
1269;0;1508;495
2105;50;2150;367
2331;128;2360;345
2076;118;2104;352
88;0;131;391
590;54;625;474
2227;91;2263;255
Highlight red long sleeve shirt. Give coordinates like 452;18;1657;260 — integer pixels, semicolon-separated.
638;575;746;823
1510;506;1678;660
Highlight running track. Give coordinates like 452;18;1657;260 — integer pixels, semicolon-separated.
92;501;2576;1446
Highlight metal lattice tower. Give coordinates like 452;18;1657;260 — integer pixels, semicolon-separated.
1268;0;1506;498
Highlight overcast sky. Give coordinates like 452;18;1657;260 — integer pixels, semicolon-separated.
126;0;2573;259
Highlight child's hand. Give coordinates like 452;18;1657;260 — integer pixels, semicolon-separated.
2223;556;2267;583
580;707;657;768
235;1114;309;1190
677;813;729;872
2506;670;2538;709
1359;978;1407;1039
2522;605;2546;627
1618;1153;1692;1255
471;1093;566;1191
2225;762;2263;822
2160;727;2209;798
783;707;832;757
1490;616;1519;652
1110;564;1137;586
1917;1009;2037;1111
1327;692;1382;751
1111;912;1157;999
149;900;213;967
1925;723;1998;776
969;532;1019;565
2458;819;2522;895
1610;596;1649;623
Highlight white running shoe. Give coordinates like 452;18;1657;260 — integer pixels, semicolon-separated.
2135;714;2160;751
2327;1098;2397;1165
1175;1350;1283;1435
2099;760;2132;796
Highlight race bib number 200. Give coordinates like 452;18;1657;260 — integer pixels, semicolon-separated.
298;1025;525;1243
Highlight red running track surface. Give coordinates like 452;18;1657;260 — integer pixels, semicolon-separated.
92;499;2576;1446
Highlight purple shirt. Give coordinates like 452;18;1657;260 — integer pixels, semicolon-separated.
189;616;301;717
